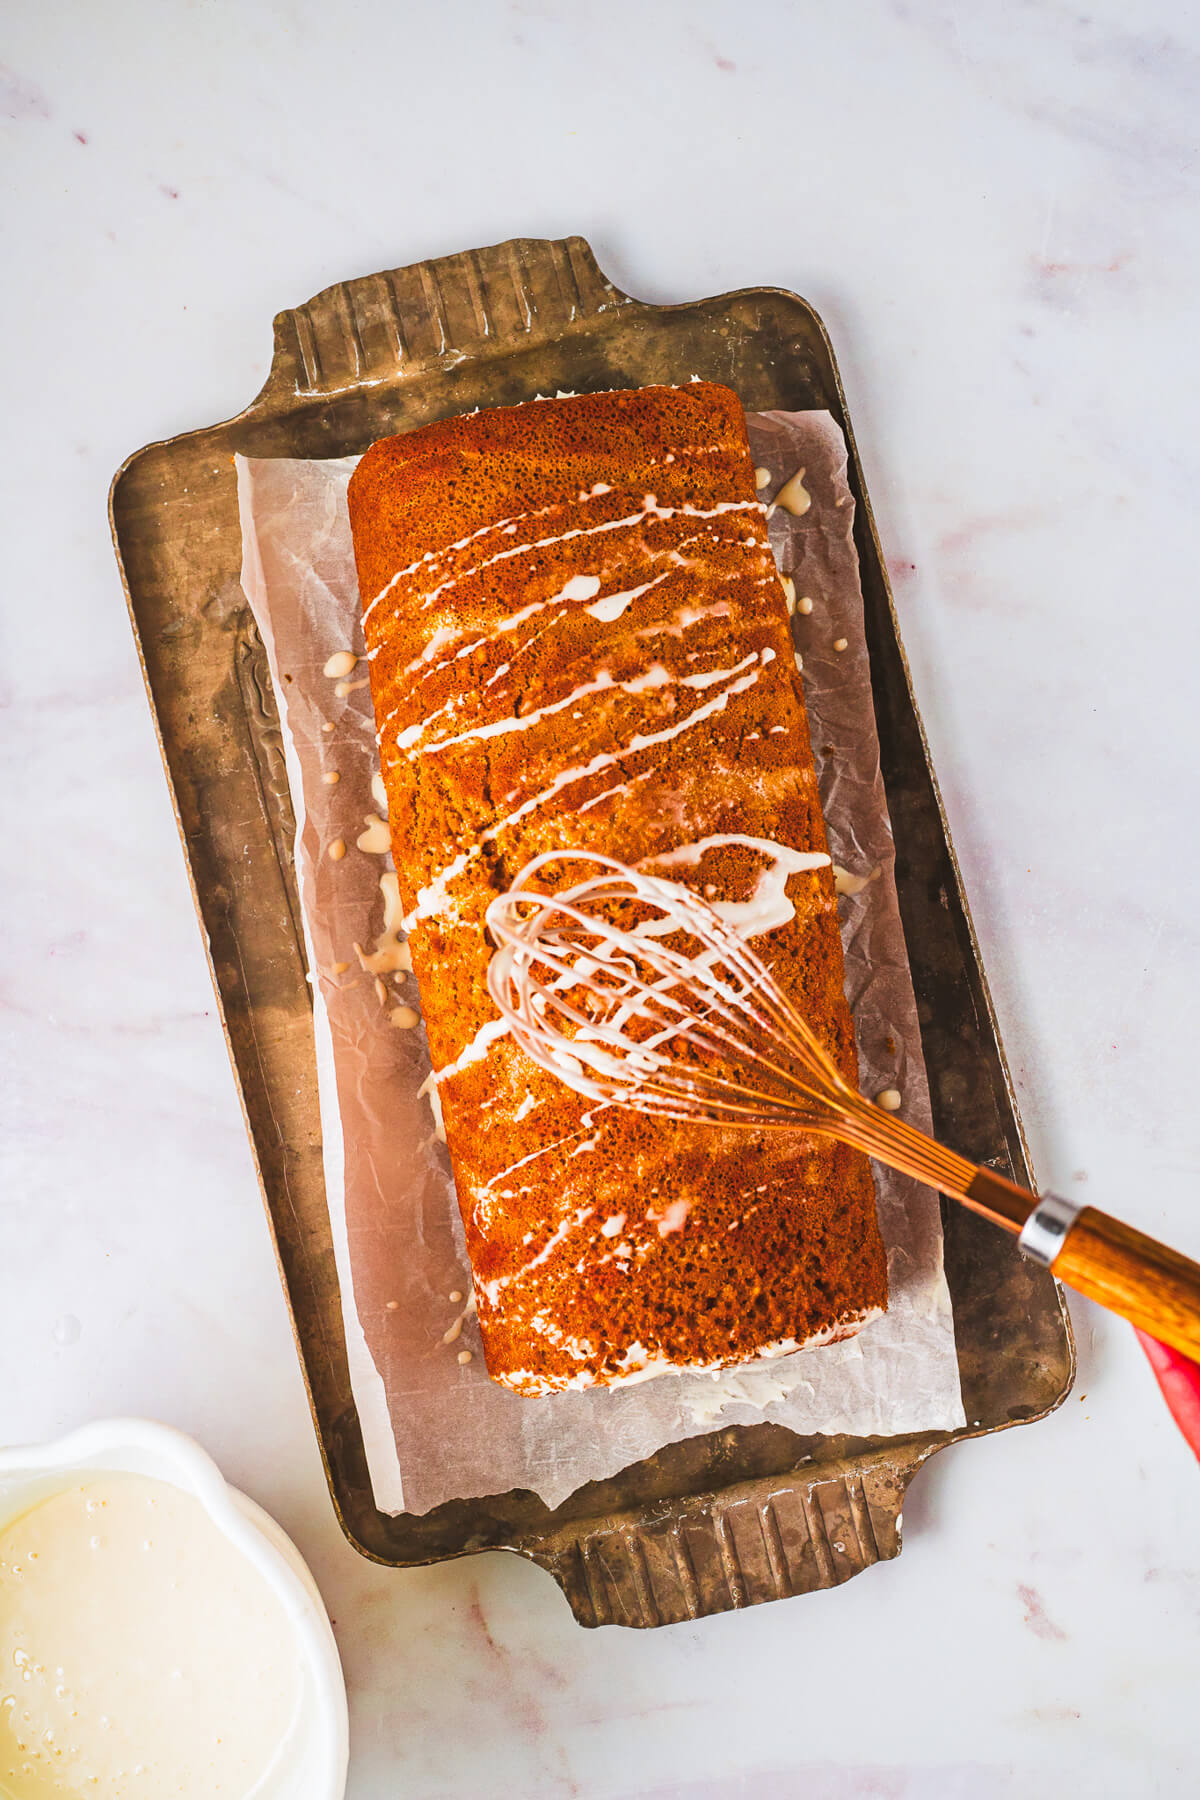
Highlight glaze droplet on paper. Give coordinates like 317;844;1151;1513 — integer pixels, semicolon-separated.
833;863;880;898
354;872;413;976
356;813;391;855
774;468;812;516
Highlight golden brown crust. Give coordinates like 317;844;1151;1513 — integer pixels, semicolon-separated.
349;382;888;1394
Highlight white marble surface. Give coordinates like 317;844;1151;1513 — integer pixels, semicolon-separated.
2;2;1198;1795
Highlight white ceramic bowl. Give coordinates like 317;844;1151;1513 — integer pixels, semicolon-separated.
0;1418;349;1799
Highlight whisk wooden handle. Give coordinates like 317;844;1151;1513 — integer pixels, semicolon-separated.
964;1168;1200;1359
1052;1209;1200;1362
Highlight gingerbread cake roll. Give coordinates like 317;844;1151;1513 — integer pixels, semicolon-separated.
348;382;887;1395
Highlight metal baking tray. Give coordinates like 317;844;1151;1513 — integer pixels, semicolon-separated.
110;236;1073;1627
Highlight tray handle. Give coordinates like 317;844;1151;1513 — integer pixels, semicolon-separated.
532;1450;924;1629
260;236;631;403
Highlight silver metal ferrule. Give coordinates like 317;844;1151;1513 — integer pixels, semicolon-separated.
1018;1192;1082;1268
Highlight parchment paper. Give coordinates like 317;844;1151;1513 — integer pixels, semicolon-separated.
235;410;965;1517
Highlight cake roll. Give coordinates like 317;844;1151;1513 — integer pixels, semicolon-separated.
348;382;888;1395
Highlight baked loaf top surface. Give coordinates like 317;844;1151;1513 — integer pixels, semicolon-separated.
348;382;888;1394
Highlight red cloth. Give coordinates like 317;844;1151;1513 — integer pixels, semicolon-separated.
1136;1330;1200;1460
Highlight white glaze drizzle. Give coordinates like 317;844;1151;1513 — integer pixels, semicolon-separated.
677;650;762;691
644;833;831;936
365;496;761;623
432;1016;511;1085
401;655;767;929
386;544;752;724
652;1198;692;1236
361;483;642;624
575;767;654;816
636;601;736;645
583;568;675;623
390;574;603;731
478;1206;596;1307
413;662;671;757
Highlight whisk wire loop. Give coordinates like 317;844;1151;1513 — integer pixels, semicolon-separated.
486;850;868;1131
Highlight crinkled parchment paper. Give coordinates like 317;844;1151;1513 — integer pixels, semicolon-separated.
235;410;964;1517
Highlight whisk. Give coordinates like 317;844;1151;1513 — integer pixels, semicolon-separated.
485;851;1200;1362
